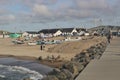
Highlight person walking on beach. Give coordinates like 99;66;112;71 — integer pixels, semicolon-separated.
40;44;43;50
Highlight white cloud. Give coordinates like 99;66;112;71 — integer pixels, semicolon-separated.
8;15;15;20
0;0;119;25
0;15;15;24
33;4;51;16
0;15;15;21
0;9;7;14
66;9;93;18
75;0;109;9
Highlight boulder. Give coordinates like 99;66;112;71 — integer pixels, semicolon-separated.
23;78;32;80
42;75;59;80
55;71;67;80
38;56;43;60
47;68;73;80
61;69;73;80
62;61;84;77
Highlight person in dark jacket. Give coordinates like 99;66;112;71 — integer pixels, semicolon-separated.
106;30;112;43
107;34;111;43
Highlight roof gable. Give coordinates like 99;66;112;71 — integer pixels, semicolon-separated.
26;31;38;34
38;29;60;34
76;28;86;32
60;28;75;32
38;28;77;34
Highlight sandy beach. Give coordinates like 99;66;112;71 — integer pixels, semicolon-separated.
0;36;106;61
0;36;108;79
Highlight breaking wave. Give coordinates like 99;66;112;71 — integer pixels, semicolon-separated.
0;64;43;80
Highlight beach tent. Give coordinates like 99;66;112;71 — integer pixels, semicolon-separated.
9;33;21;38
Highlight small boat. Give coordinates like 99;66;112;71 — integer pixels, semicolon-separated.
12;40;24;44
36;41;45;45
64;37;82;42
28;42;37;45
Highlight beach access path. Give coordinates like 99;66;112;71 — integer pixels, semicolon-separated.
75;37;120;80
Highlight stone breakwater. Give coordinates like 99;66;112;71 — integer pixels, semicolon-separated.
41;41;107;80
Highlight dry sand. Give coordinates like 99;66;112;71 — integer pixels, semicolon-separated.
0;36;106;61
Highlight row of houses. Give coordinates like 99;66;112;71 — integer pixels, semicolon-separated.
0;28;88;38
22;28;88;38
22;26;120;38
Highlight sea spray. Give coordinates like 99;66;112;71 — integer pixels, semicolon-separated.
0;64;43;80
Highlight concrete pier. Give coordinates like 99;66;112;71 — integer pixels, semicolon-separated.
75;37;120;80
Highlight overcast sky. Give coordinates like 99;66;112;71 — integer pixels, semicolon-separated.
0;0;120;32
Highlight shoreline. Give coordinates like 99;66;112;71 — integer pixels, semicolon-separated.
0;54;67;68
0;55;37;61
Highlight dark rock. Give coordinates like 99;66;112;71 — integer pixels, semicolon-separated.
73;51;91;65
42;75;59;80
23;78;32;80
38;56;43;60
55;71;67;80
47;68;73;80
48;68;61;75
61;69;74;80
62;61;84;77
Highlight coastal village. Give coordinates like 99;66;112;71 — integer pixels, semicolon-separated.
0;25;120;80
0;25;120;61
1;0;120;80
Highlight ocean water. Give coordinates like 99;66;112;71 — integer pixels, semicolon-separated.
0;65;43;80
0;58;53;80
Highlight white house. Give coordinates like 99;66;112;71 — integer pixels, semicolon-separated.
53;30;62;36
38;28;88;37
61;28;78;36
0;31;10;38
22;31;39;38
85;32;90;36
38;29;62;37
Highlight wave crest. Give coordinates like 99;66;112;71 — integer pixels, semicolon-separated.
0;64;43;80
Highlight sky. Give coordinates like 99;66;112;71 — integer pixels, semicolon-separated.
0;0;120;32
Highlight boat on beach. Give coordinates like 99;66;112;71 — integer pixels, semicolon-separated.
12;40;24;44
28;42;37;45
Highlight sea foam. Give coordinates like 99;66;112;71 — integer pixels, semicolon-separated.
0;64;43;80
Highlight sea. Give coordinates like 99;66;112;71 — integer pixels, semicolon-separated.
0;57;53;80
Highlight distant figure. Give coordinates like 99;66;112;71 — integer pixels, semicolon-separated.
106;32;111;43
101;28;104;36
40;44;43;50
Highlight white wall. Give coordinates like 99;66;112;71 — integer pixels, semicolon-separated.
71;28;78;34
22;32;29;37
85;33;90;36
0;35;9;38
22;32;38;38
53;30;62;36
